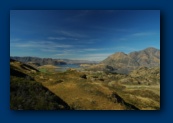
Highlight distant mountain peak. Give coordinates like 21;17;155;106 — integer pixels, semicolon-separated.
116;52;127;55
109;52;127;58
143;47;159;52
101;47;160;73
144;47;158;50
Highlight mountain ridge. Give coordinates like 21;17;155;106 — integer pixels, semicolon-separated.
92;47;160;74
10;56;98;65
102;47;159;66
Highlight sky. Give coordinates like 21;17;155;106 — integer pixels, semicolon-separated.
10;10;160;61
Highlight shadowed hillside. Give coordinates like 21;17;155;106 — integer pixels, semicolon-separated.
10;59;70;110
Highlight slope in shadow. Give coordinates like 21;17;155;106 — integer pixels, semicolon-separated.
20;64;39;72
10;67;27;78
10;78;71;110
10;59;71;110
111;92;139;110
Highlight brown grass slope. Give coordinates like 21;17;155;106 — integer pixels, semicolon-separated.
10;59;160;110
10;59;70;110
35;68;160;110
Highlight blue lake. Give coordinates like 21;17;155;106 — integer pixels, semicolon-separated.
55;64;82;72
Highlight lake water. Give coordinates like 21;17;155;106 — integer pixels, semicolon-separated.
55;64;82;72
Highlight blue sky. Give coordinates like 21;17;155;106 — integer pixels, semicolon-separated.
10;10;160;61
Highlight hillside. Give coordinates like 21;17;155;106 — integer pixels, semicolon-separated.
10;58;160;110
10;59;70;110
10;47;160;110
34;66;160;110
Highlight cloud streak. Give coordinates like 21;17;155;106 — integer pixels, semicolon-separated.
48;37;67;40
11;41;72;48
132;32;157;36
55;30;88;38
48;36;78;41
75;53;112;61
54;52;111;61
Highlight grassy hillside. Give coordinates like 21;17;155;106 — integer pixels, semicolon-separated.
10;59;160;110
10;59;70;110
34;68;160;110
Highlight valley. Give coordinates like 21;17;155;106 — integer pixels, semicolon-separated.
10;47;160;110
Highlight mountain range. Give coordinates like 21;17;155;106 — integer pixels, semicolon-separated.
10;57;67;66
102;47;159;67
10;56;98;66
88;47;160;74
103;47;159;66
11;47;160;74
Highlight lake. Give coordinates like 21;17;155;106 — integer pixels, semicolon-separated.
55;64;82;72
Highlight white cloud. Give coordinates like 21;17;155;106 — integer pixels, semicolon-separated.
77;53;112;61
41;49;58;52
61;48;106;53
53;52;111;61
48;37;67;40
83;48;101;51
55;30;88;38
48;36;78;41
85;53;111;57
10;40;73;54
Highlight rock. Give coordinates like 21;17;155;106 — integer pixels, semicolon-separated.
80;74;87;79
56;80;64;83
98;78;104;81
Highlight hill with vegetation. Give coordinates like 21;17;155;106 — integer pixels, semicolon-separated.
10;47;160;110
10;59;70;110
